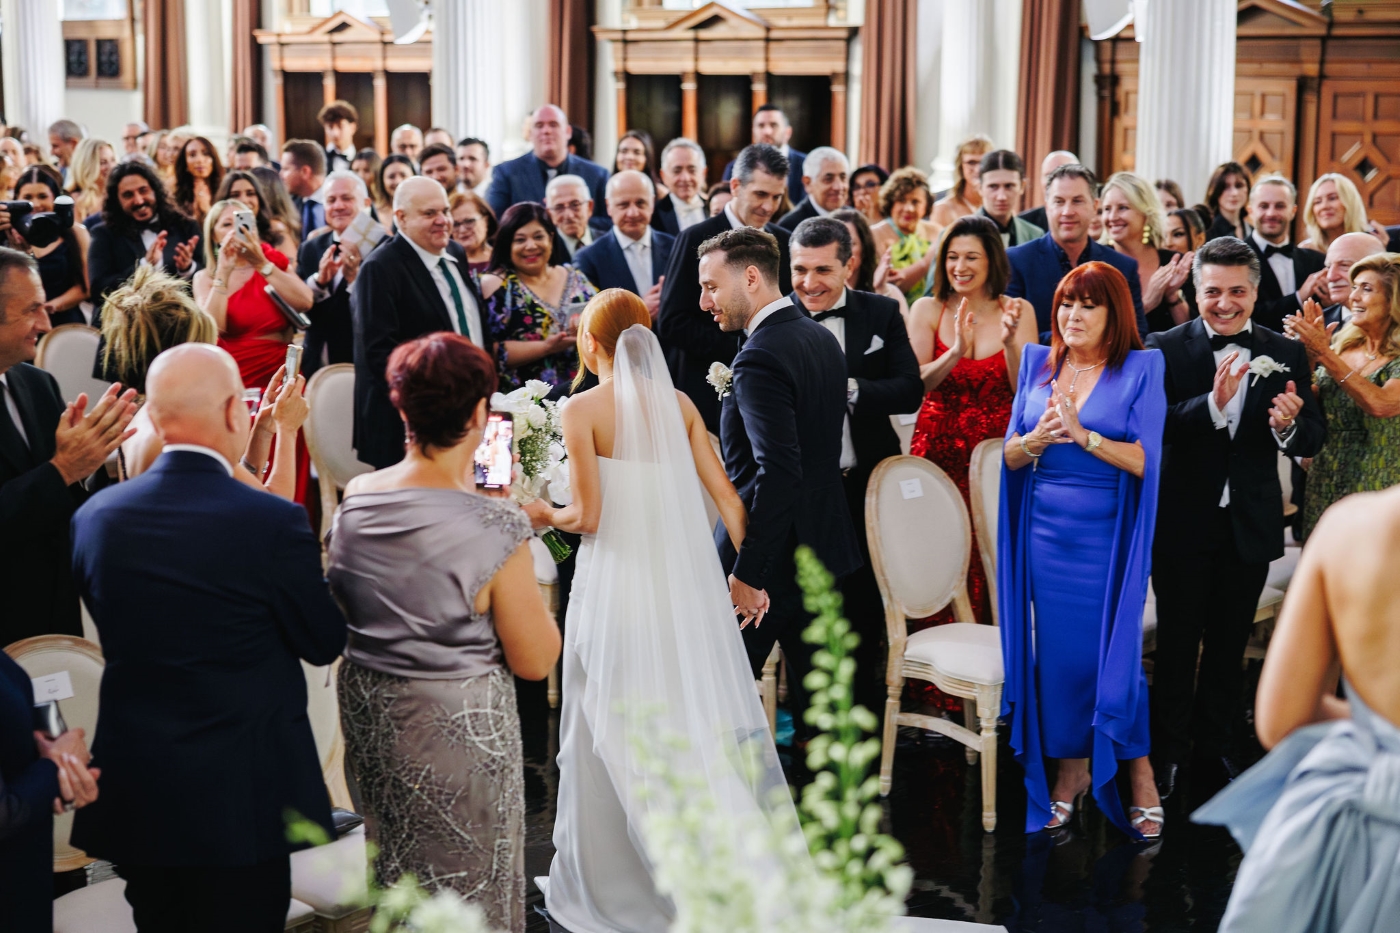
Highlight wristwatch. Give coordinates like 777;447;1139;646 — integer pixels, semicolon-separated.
258;259;275;277
1083;430;1104;453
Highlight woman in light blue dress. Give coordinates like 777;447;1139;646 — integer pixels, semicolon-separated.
1194;485;1400;933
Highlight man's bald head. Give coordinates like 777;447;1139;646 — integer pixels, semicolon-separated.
1041;150;1079;187
145;344;249;463
394;176;452;254
530;105;570;167
1325;232;1386;305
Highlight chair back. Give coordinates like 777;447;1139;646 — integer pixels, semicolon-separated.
35;324;109;404
968;438;1002;623
4;635;105;871
865;456;973;649
303;364;373;539
303;659;353;810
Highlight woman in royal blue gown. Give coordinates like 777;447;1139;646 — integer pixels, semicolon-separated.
999;261;1167;838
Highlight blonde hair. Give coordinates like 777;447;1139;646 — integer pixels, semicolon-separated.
100;264;218;394
202;198;252;268
951;134;993;202
572;288;652;390
1332;252;1400;360
65;137;114;222
1098;171;1165;249
1303;173;1369;251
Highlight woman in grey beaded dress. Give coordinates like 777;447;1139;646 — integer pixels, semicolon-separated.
327;332;560;931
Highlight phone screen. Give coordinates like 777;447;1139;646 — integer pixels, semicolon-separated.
474;414;513;488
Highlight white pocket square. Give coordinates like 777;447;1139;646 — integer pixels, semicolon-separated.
865;334;885;355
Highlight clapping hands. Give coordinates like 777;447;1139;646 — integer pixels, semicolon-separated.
728;574;770;629
1284;298;1337;363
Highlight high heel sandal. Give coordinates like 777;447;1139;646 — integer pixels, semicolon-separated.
1044;788;1088;832
1129;806;1165;840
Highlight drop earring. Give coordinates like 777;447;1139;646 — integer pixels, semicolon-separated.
1142;225;1152;245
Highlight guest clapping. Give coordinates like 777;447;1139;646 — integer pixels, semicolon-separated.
832;208;908;311
1099;172;1194;333
1000;262;1166;838
1288;253;1400;540
329;332;559;931
173;135;223;225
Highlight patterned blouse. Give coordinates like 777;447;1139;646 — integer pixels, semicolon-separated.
485;266;597;390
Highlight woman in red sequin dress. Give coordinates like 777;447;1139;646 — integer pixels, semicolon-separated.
908;215;1038;623
194;198;316;504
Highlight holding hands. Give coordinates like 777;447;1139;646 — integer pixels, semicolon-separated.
34;728;99;813
728;574;771;630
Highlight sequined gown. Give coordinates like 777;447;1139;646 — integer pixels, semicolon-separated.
910;333;1015;624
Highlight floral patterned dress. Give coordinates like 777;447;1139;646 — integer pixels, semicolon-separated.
1300;357;1400;540
486;267;597;391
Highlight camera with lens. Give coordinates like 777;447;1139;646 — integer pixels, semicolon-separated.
0;195;74;248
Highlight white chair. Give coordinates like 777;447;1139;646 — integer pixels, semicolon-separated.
289;824;371;930
304;658;354;811
4;635;104;872
531;536;562;709
35;323;109;405
967;438;1002;625
303;363;373;540
53;878;318;933
866;456;1003;832
756;643;782;736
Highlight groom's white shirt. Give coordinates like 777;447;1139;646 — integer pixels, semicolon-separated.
743;295;792;336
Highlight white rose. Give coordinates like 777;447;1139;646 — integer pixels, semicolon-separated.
1247;354;1289;386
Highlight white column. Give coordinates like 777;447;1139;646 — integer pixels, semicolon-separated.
434;0;548;164
913;0;942;175
592;0;623;170
932;0;1018;188
1135;0;1235;196
1;0;64;145
182;0;232;151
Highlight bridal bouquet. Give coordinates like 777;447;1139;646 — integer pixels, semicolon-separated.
490;380;573;562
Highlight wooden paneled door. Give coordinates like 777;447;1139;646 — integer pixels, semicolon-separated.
1318;80;1400;226
1233;78;1295;181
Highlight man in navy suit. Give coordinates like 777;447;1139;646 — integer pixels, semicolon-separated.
71;344;346;933
486;105;609;229
574;170;675;317
1006;163;1147;340
721;104;807;204
778;147;850;232
700;226;860;735
352;177;487;468
652;137;709;236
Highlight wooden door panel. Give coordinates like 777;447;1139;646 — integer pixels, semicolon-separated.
1233;77;1295;180
1318;80;1400;226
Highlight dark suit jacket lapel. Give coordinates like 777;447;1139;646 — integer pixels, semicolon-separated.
1240;327;1283;429
0;392;30;473
842;292;869;374
397;238;454;331
1183;318;1216;395
1247;238;1284;301
602;233;628;285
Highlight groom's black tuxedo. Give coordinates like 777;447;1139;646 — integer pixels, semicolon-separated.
1144;318;1325;768
717;300;860;722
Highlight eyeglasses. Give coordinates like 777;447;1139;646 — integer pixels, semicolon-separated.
452;217;482;231
852;180;881;192
549;201;586;214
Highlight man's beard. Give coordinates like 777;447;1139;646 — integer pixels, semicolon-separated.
718;292;753;333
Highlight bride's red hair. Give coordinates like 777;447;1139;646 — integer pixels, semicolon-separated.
573;288;652;389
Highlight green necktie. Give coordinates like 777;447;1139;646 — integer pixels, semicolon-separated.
439;257;472;343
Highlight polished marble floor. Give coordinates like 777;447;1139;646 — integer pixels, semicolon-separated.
515;660;1267;933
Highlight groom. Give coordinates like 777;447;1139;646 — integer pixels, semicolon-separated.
697;227;861;734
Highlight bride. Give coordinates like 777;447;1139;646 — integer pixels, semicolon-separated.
523;289;796;932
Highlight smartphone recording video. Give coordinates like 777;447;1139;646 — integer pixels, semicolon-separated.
474;414;513;488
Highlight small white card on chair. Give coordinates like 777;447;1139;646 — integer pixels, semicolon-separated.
32;671;74;702
899;478;924;500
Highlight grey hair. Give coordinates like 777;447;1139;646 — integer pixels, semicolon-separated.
733;144;789;186
1192;235;1262;291
324;169;368;202
546;173;591;201
47;119;85;143
1251;173;1297;203
605;170;655;200
0;247;38;321
802;147;849;180
660;136;706;169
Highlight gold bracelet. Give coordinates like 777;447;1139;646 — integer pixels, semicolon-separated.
211;278;227;289
1019;435;1041;459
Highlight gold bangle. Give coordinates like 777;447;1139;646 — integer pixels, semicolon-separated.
211;278;226;289
1019;435;1041;459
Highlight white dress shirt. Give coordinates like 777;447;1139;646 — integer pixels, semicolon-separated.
723;201;746;230
671;193;707;231
613;226;654;293
403;235;484;347
806;289;858;470
1252;230;1297;297
162;444;234;476
561;227;593;259
139;227;195;280
1202;318;1291;506
743;294;791;336
0;372;29;448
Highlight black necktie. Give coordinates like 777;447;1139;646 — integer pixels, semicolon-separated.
811;307;847;323
1209;330;1252;352
1263;243;1294;259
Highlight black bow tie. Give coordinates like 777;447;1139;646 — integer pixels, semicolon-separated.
1209;330;1252;352
1263;243;1294;259
811;307;847;323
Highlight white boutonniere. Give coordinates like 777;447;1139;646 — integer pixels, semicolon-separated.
707;362;733;399
1247;355;1289;386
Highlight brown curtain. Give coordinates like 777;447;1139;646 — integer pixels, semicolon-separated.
858;0;917;170
143;0;189;129
547;0;595;134
229;0;262;136
1016;0;1080;208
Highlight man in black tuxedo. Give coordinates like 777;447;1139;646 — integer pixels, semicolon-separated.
574;170;675;317
297;171;374;376
1243;176;1327;332
317;99;358;175
87;162;202;315
777;147;850;232
0;248;137;647
652;137;708;236
787;218;922;709
721;104;807;203
701;227;861;733
352;177;486;468
71;344;345;933
1144;237;1326;797
658;143;794;433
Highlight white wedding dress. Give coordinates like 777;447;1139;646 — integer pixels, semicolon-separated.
543;326;798;933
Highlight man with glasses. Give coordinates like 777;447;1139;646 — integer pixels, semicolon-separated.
546;174;603;259
121;121;148;156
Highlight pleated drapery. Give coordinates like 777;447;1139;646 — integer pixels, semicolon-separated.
858;0;917;171
1015;0;1079;207
143;0;189;130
